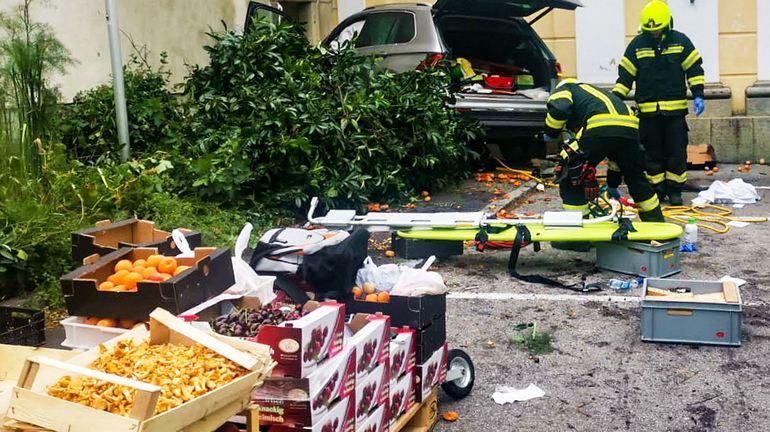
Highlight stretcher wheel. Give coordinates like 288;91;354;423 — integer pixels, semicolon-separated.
441;348;475;399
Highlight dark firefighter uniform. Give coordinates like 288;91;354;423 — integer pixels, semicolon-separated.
545;79;664;222
612;29;704;203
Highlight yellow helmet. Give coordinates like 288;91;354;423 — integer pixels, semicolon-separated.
640;0;671;32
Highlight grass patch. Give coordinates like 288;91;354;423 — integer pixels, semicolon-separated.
509;322;555;356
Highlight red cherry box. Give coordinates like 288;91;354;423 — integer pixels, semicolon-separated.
415;342;448;402
355;403;389;432
253;344;356;427
388;328;415;384
265;394;355;432
347;313;390;379
355;360;390;423
258;301;346;378
388;370;415;425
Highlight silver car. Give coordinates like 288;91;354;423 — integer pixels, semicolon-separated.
247;0;583;161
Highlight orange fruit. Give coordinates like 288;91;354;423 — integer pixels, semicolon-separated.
157;257;178;275
142;266;158;278
173;265;191;276
132;265;146;274
123;272;144;290
712;167;720;173
352;286;363;299
365;293;378;302
377;292;390;303
385;250;396;258
424;196;432;202
146;273;165;282
421;191;429;197
84;317;99;325
108;269;130;285
363;282;376;294
159;273;172;281
114;259;133;272
146;255;163;268
113;284;126;292
98;281;115;291
118;319;136;329
132;259;147;268
96;318;117;327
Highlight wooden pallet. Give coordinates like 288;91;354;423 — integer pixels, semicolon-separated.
392;388;439;432
5;309;274;432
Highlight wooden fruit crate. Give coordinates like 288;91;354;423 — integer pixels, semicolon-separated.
393;387;438;432
5;309;275;432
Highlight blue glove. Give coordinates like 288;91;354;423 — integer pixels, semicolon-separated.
693;97;704;117
608;187;622;200
542;133;559;142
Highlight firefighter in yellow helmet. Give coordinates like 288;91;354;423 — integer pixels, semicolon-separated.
612;0;705;206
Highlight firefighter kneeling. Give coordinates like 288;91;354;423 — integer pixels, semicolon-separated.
544;78;664;223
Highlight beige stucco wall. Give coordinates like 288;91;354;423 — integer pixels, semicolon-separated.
718;0;756;113
1;0;340;102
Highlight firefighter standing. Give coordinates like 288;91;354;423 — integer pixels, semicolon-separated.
544;79;664;222
612;0;705;206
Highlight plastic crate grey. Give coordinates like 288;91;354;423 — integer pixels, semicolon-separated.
641;278;742;346
595;239;680;277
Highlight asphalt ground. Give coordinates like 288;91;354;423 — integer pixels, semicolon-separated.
427;164;770;432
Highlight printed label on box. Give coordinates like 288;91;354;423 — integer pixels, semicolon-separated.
254;345;356;427
347;314;390;379
416;343;448;402
355;403;389;432
389;328;415;383
258;302;346;378
388;370;414;423
355;361;390;421
266;395;355;432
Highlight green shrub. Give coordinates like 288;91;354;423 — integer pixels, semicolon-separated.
58;54;186;162
183;19;482;209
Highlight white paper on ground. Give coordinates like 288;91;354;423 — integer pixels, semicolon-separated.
727;221;750;228
720;275;747;287
492;383;545;405
732;203;745;209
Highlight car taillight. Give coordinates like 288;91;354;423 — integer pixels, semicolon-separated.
417;53;444;70
554;62;563;78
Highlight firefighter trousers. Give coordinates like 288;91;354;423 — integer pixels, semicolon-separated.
640;115;688;196
560;136;663;222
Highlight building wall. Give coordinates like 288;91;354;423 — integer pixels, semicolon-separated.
1;0;340;102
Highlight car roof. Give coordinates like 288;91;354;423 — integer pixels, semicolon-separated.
362;3;433;12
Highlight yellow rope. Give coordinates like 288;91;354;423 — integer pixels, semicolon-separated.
601;193;767;234
494;158;559;188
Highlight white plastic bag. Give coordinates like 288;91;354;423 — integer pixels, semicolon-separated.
172;229;195;258
355;257;401;292
227;223;276;304
390;256;447;297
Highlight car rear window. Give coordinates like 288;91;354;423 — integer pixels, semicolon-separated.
355;12;416;48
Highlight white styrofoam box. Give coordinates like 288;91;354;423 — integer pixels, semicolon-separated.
60;316;128;350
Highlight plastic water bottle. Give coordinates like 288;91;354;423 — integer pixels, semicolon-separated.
608;278;639;291
681;217;699;252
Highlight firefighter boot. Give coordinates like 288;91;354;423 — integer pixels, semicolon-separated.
653;183;668;203
639;206;665;222
666;181;683;206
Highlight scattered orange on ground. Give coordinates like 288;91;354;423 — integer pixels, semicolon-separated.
385;250;396;257
442;411;459;422
712;167;720;173
424;196;432;202
421;191;430;197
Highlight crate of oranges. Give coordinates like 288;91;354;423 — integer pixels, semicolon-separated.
62;247;235;322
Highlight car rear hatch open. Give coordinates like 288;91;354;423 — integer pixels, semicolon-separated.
433;0;583;19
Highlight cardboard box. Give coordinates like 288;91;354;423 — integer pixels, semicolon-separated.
355;404;389;432
71;218;201;263
254;345;357;427
389;328;415;384
264;395;356;432
388;370;415;425
61;247;233;322
415;343;448;403
687;143;716;167
347;313;390;379
258;302;346;378
345;294;445;331
355;361;389;422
